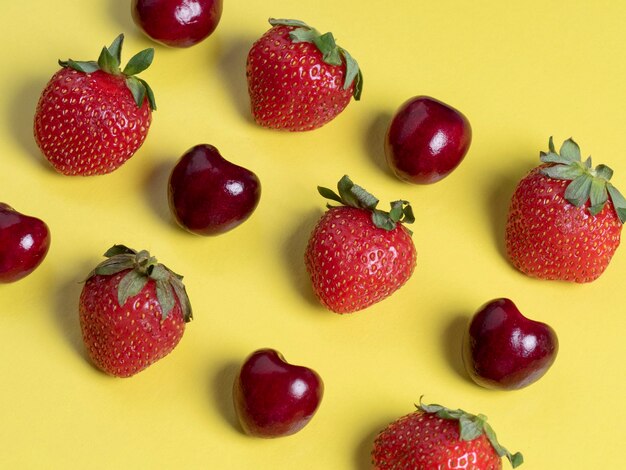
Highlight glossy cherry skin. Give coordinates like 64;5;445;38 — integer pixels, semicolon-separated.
131;0;223;48
385;96;472;184
168;144;261;236
0;203;50;283
233;348;324;438
462;298;558;390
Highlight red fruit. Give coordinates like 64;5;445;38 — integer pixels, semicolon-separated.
168;144;261;236
463;298;558;390
233;348;324;438
34;35;156;176
372;400;523;469
305;176;416;313
131;0;223;48
385;96;472;184
79;245;192;377
0;203;50;283
246;18;362;131
505;137;625;282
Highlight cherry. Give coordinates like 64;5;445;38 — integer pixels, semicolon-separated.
462;298;558;390
168;144;261;236
131;0;223;48
0;203;50;283
384;96;472;184
232;348;324;438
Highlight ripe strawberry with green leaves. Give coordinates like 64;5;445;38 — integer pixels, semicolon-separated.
34;34;156;176
305;176;416;314
505;137;625;282
246;18;362;131
79;245;192;377
372;400;524;469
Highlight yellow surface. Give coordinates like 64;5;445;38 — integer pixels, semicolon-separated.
1;1;625;468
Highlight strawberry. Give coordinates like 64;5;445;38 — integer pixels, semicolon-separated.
246;18;362;131
304;176;416;313
79;245;192;377
34;34;156;176
505;137;625;282
372;400;524;469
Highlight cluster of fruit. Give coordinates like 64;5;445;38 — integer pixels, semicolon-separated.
2;2;624;468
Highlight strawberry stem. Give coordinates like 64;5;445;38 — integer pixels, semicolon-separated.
418;398;524;468
58;34;157;111
317;175;414;232
268;18;363;100
86;245;192;322
539;137;626;223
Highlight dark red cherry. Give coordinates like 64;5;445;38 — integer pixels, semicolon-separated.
131;0;223;48
0;203;50;283
385;96;472;184
168;144;261;236
232;348;324;438
462;298;558;390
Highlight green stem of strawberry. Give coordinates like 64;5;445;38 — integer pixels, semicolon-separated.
59;34;157;110
85;244;192;322
539;137;626;222
418;398;524;468
268;18;363;100
317;175;415;233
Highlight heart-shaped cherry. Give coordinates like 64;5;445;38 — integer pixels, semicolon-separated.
385;96;472;184
131;0;223;48
233;348;324;438
462;298;558;390
0;203;50;283
168;144;261;236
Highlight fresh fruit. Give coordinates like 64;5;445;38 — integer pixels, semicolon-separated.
131;0;223;48
233;348;324;438
168;144;261;236
505;137;625;282
79;245;192;377
385;96;472;184
372;399;523;469
0;203;50;283
246;18;362;131
305;175;416;313
462;298;558;390
34;34;156;176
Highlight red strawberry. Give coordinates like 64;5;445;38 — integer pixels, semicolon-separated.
246;18;362;131
79;245;192;377
505;137;625;282
34;34;156;176
372;400;523;469
305;176;416;313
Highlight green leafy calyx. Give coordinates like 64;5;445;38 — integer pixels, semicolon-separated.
539;137;625;223
268;18;363;100
318;175;414;232
59;34;156;110
86;245;192;322
418;398;524;468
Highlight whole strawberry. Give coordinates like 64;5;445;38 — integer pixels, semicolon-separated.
305;176;416;313
372;400;523;469
34;34;156;176
505;137;625;282
79;245;192;377
246;18;362;131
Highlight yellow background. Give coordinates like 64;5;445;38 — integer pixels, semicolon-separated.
1;0;625;468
